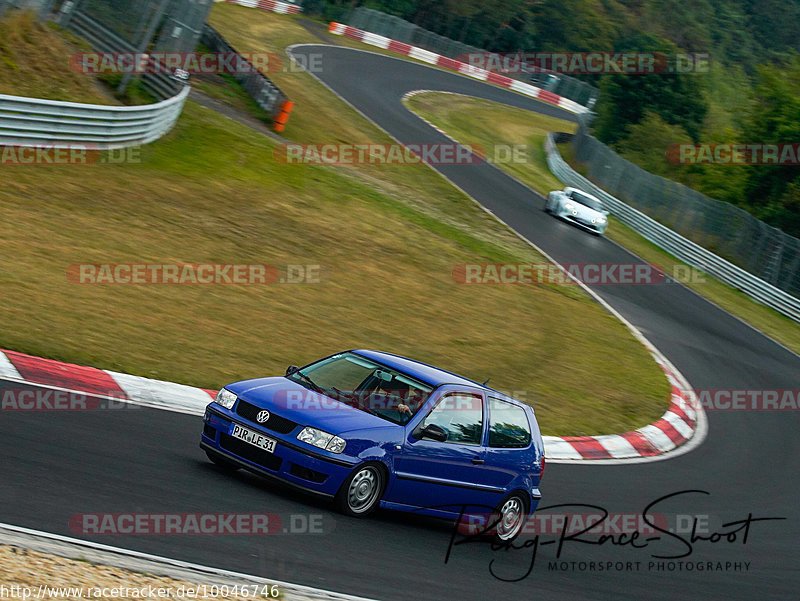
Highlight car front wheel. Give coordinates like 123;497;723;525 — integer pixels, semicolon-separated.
335;463;385;517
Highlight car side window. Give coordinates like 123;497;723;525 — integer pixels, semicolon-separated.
421;393;484;445
488;398;531;448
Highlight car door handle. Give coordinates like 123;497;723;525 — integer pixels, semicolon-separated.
471;457;484;465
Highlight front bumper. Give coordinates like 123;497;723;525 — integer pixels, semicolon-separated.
556;208;608;234
201;405;358;497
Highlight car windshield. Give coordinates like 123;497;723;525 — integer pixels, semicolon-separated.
286;352;434;425
569;190;603;211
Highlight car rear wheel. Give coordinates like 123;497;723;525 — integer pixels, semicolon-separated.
335;464;385;517
492;492;528;543
205;450;240;471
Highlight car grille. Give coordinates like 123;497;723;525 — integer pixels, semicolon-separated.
203;424;217;440
235;399;298;434
219;433;282;471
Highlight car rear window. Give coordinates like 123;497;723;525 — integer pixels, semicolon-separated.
488;398;531;448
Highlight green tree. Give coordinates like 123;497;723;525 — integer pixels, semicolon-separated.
593;34;707;144
614;111;697;185
741;57;800;235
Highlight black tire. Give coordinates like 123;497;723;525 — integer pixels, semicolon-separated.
205;450;240;471
334;463;386;517
490;492;529;543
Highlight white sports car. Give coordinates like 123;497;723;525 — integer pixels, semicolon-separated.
545;187;609;235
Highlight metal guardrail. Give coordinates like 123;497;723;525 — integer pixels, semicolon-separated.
545;134;800;322
0;87;189;149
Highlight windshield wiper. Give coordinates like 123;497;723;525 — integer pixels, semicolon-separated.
293;371;324;394
327;386;353;400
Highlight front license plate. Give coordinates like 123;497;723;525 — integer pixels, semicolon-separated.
230;424;276;453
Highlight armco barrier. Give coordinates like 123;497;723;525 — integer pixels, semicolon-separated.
217;0;301;14
0;87;189;149
327;22;589;115
545;134;800;322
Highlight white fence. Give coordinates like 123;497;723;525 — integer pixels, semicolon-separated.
545;134;800;322
0;87;189;149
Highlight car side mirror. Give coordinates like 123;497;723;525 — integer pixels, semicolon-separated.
419;423;448;443
286;365;300;376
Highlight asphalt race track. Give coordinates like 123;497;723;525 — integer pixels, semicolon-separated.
2;46;799;601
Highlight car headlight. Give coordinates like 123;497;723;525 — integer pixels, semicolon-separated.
597;215;607;224
297;427;346;454
565;202;574;210
214;388;237;410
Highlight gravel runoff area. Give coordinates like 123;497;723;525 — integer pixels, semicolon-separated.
0;526;377;601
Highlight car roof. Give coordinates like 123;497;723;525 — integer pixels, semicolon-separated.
565;187;602;203
351;349;494;391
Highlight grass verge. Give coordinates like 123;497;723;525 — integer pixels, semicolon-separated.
405;91;800;355
0;7;670;436
0;11;115;103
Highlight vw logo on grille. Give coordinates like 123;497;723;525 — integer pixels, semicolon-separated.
256;410;271;423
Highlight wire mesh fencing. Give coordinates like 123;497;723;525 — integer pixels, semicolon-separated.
569;120;800;297
60;0;213;99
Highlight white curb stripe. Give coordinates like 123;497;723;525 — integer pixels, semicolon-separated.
217;0;301;15
0;351;22;380
458;64;489;81
664;410;694;439
362;32;390;49
596;434;640;459
541;437;584;460
105;370;211;414
407;47;439;64
637;424;677;453
509;80;539;96
671;394;696;422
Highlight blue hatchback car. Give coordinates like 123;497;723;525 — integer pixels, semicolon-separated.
200;350;545;541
